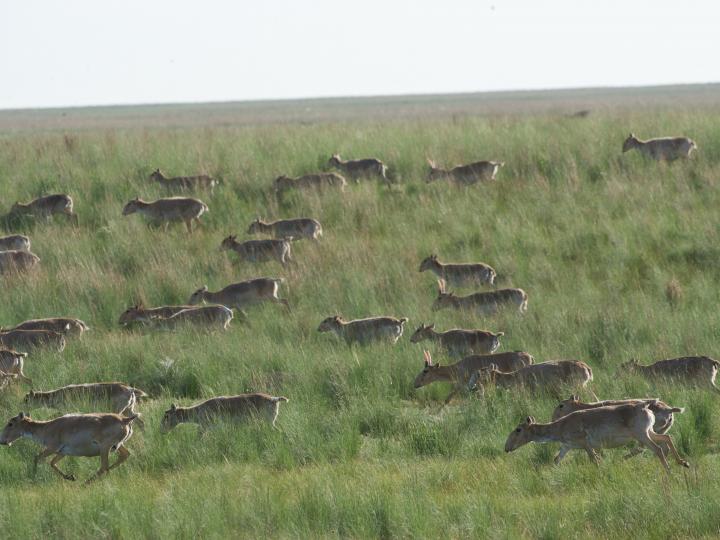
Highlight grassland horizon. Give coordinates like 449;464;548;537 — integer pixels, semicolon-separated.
2;82;720;132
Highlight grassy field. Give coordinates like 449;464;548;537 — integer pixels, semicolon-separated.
1;89;720;538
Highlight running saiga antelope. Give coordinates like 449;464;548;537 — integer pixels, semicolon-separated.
470;360;596;399
0;329;65;352
145;305;234;331
161;393;289;431
274;173;347;193
0;411;138;482
220;235;292;267
0;235;30;252
25;382;148;423
552;395;684;459
318;315;408;345
6;317;89;339
433;280;527;315
414;350;534;404
188;278;289;313
0;250;40;274
505;402;689;471
10;194;78;225
149;168;219;193
119;304;198;325
247;217;322;241
328;154;389;183
419;254;496;288
426;158;504;184
620;356;720;393
622;133;697;161
122;197;208;233
0;349;31;384
410;323;503;357
552;395;683;429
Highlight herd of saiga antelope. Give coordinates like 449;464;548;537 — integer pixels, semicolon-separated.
0;133;712;484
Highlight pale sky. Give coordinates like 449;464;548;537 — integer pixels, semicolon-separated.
1;0;718;110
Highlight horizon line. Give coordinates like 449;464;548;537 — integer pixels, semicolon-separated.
2;81;719;114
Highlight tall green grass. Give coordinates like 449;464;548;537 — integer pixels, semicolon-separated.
0;108;719;538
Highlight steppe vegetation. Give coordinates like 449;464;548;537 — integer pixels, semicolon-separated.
0;91;720;538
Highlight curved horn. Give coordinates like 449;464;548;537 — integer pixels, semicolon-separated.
423;350;433;366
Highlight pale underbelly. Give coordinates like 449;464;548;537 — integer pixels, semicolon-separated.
57;439;119;456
